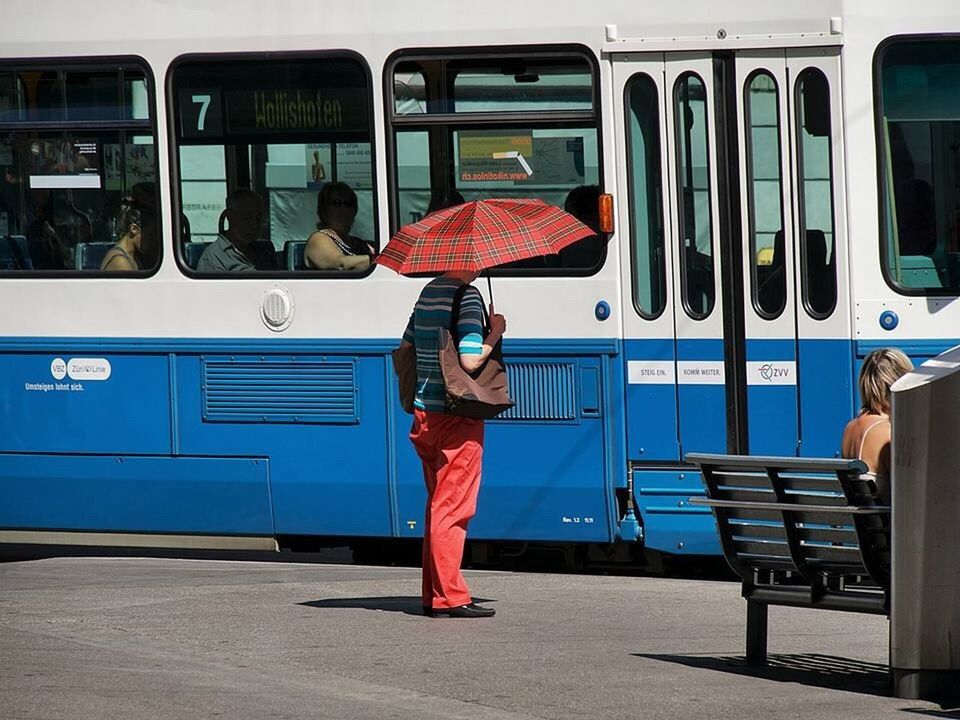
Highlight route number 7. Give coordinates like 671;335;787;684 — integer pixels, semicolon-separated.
192;94;211;132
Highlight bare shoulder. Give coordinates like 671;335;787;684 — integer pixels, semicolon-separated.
101;250;134;271
306;230;331;247
840;418;859;457
864;418;892;446
861;419;892;474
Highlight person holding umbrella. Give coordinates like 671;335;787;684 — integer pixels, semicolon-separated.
398;271;505;618
379;197;595;619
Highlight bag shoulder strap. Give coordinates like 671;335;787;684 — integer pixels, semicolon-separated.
448;283;490;336
448;283;471;335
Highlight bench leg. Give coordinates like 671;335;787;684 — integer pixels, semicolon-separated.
746;600;768;665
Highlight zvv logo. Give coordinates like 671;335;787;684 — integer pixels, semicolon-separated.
758;363;790;382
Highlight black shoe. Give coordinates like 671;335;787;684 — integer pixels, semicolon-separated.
433;603;495;618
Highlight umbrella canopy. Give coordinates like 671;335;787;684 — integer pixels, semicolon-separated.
376;198;594;275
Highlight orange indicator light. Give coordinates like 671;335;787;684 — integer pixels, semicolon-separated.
599;193;614;234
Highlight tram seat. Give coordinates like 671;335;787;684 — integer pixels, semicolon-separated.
899;254;944;288
74;242;115;271
0;235;33;270
284;240;306;270
183;241;209;269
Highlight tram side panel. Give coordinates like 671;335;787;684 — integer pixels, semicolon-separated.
392;348;621;544
175;353;393;538
0;352;273;537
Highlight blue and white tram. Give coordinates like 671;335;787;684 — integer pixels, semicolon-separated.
1;1;958;561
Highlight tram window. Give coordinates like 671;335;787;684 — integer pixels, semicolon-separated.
0;62;160;274
674;73;715;319
171;55;375;275
395;69;427;116
452;59;592;114
387;51;604;275
796;68;837;317
625;74;666;318
745;71;786;319
878;39;960;293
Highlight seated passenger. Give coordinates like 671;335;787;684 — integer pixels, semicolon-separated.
131;181;158;210
197;189;277;272
101;197;156;271
26;189;70;270
304;182;374;271
558;184;605;269
841;348;913;501
424;189;465;216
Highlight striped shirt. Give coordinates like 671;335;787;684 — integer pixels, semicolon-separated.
402;277;485;413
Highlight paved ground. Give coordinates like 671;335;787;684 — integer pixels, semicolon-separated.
0;556;955;720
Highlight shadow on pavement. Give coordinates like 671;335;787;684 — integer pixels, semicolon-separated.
635;652;892;697
299;596;496;617
901;709;960;718
0;544;355;565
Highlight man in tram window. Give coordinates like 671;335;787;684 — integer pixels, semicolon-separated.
197;188;278;272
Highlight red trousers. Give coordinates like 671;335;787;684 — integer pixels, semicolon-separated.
410;409;484;610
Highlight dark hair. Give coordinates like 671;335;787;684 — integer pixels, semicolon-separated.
564;185;601;217
115;196;153;238
426;189;465;215
225;188;263;212
317;182;358;217
131;182;157;209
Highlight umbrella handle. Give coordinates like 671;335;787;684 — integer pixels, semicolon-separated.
485;270;494;312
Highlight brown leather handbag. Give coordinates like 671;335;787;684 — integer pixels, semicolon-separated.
438;284;514;419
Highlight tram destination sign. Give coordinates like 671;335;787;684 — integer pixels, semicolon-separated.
179;87;369;141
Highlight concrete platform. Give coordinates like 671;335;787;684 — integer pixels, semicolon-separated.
0;556;952;719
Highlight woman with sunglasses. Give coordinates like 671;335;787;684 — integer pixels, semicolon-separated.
304;182;374;270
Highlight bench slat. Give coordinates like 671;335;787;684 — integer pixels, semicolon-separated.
714;488;777;503
780;492;849;507
778;475;845;493
689;498;889;515
734;539;792;558
723;507;789;523
687;453;868;475
719;506;868;527
712;471;775;489
805;560;871;575
730;522;788;541
737;555;798;571
801;543;863;560
797;526;856;544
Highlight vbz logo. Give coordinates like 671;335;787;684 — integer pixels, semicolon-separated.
50;357;67;380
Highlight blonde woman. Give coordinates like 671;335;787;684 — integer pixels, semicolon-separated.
841;348;913;500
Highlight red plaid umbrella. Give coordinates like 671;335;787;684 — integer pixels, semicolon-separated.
376;198;594;275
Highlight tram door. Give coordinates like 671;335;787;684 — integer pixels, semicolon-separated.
615;48;850;462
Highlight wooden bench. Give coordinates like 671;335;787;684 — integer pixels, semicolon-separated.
686;453;891;665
